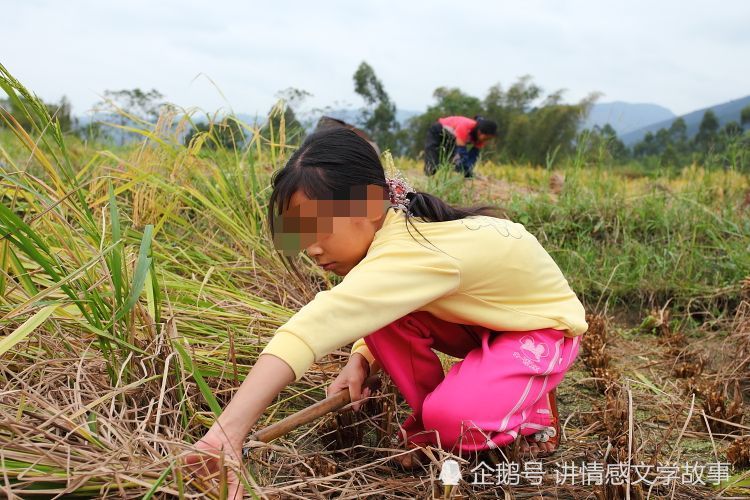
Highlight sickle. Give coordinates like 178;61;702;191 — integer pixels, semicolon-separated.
242;374;381;456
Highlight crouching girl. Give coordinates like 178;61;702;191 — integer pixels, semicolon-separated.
187;128;586;496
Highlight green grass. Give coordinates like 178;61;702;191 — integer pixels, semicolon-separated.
507;169;748;313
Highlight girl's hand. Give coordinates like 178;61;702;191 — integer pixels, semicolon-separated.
183;354;295;499
326;352;372;412
185;429;244;499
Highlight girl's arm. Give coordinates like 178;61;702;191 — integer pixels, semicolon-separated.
208;353;295;444
186;353;295;498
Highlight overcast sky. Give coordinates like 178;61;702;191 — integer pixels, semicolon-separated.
2;0;748;118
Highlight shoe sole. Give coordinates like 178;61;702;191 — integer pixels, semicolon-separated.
519;388;560;459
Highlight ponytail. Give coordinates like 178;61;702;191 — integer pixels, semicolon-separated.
402;191;497;253
406;191;494;222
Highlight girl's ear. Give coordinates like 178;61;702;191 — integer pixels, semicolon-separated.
362;185;389;221
363;199;390;223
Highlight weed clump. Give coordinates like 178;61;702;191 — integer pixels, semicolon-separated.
582;314;618;392
726;436;750;468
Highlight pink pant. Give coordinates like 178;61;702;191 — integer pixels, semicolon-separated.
363;311;581;454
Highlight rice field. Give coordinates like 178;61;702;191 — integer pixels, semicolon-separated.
1;67;750;498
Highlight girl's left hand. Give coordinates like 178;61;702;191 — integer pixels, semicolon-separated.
183;353;295;499
326;352;371;412
185;430;244;499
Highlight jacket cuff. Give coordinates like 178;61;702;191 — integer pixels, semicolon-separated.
350;340;379;373
260;331;316;382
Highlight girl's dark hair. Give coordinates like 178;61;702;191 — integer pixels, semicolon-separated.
268;128;495;245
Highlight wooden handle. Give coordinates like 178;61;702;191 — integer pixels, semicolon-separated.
247;374;381;444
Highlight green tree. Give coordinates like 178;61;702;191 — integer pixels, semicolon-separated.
600;124;628;161
654;128;671;155
668;118;688;154
500;75;543;112
259;87;309;147
94;88;165;144
631;117;698;167
406;86;483;156
524;91;597;165
694;109;719;154
184;116;246;151
584;123;628;164
503;113;532;161
482;76;543;152
633;131;657;158
575;124;627;166
659;143;679;167
98;88;165;121
407;76;595;165
740;105;750;129
483;77;596;164
722;121;743;138
0;94;74;133
51;96;74;132
718;121;749;170
352;61;402;154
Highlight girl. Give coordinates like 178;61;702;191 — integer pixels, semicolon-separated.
424;115;497;178
187;128;586;496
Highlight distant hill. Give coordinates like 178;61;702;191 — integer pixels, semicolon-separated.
620;95;750;145
582;101;676;137
73;109;423;141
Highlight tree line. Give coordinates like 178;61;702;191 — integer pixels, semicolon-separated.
351;62;597;166
0;95;75;133
350;61;750;170
630;108;750;169
2;64;749;170
0;89;165;146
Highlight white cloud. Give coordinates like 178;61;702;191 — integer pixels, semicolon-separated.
2;0;748;117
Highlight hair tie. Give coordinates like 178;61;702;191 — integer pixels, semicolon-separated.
381;150;416;213
386;175;416;212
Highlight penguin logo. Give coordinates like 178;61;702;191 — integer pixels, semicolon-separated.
439;459;462;486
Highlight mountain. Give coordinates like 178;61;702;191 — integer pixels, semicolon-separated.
620;95;750;145
582;102;676;137
72;108;422;141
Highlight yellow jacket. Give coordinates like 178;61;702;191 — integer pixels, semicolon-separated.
260;208;587;381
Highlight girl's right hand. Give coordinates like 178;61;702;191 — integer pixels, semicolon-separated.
326;352;372;412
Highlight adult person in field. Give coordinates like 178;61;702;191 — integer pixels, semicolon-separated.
424;115;497;178
185;128;585;498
